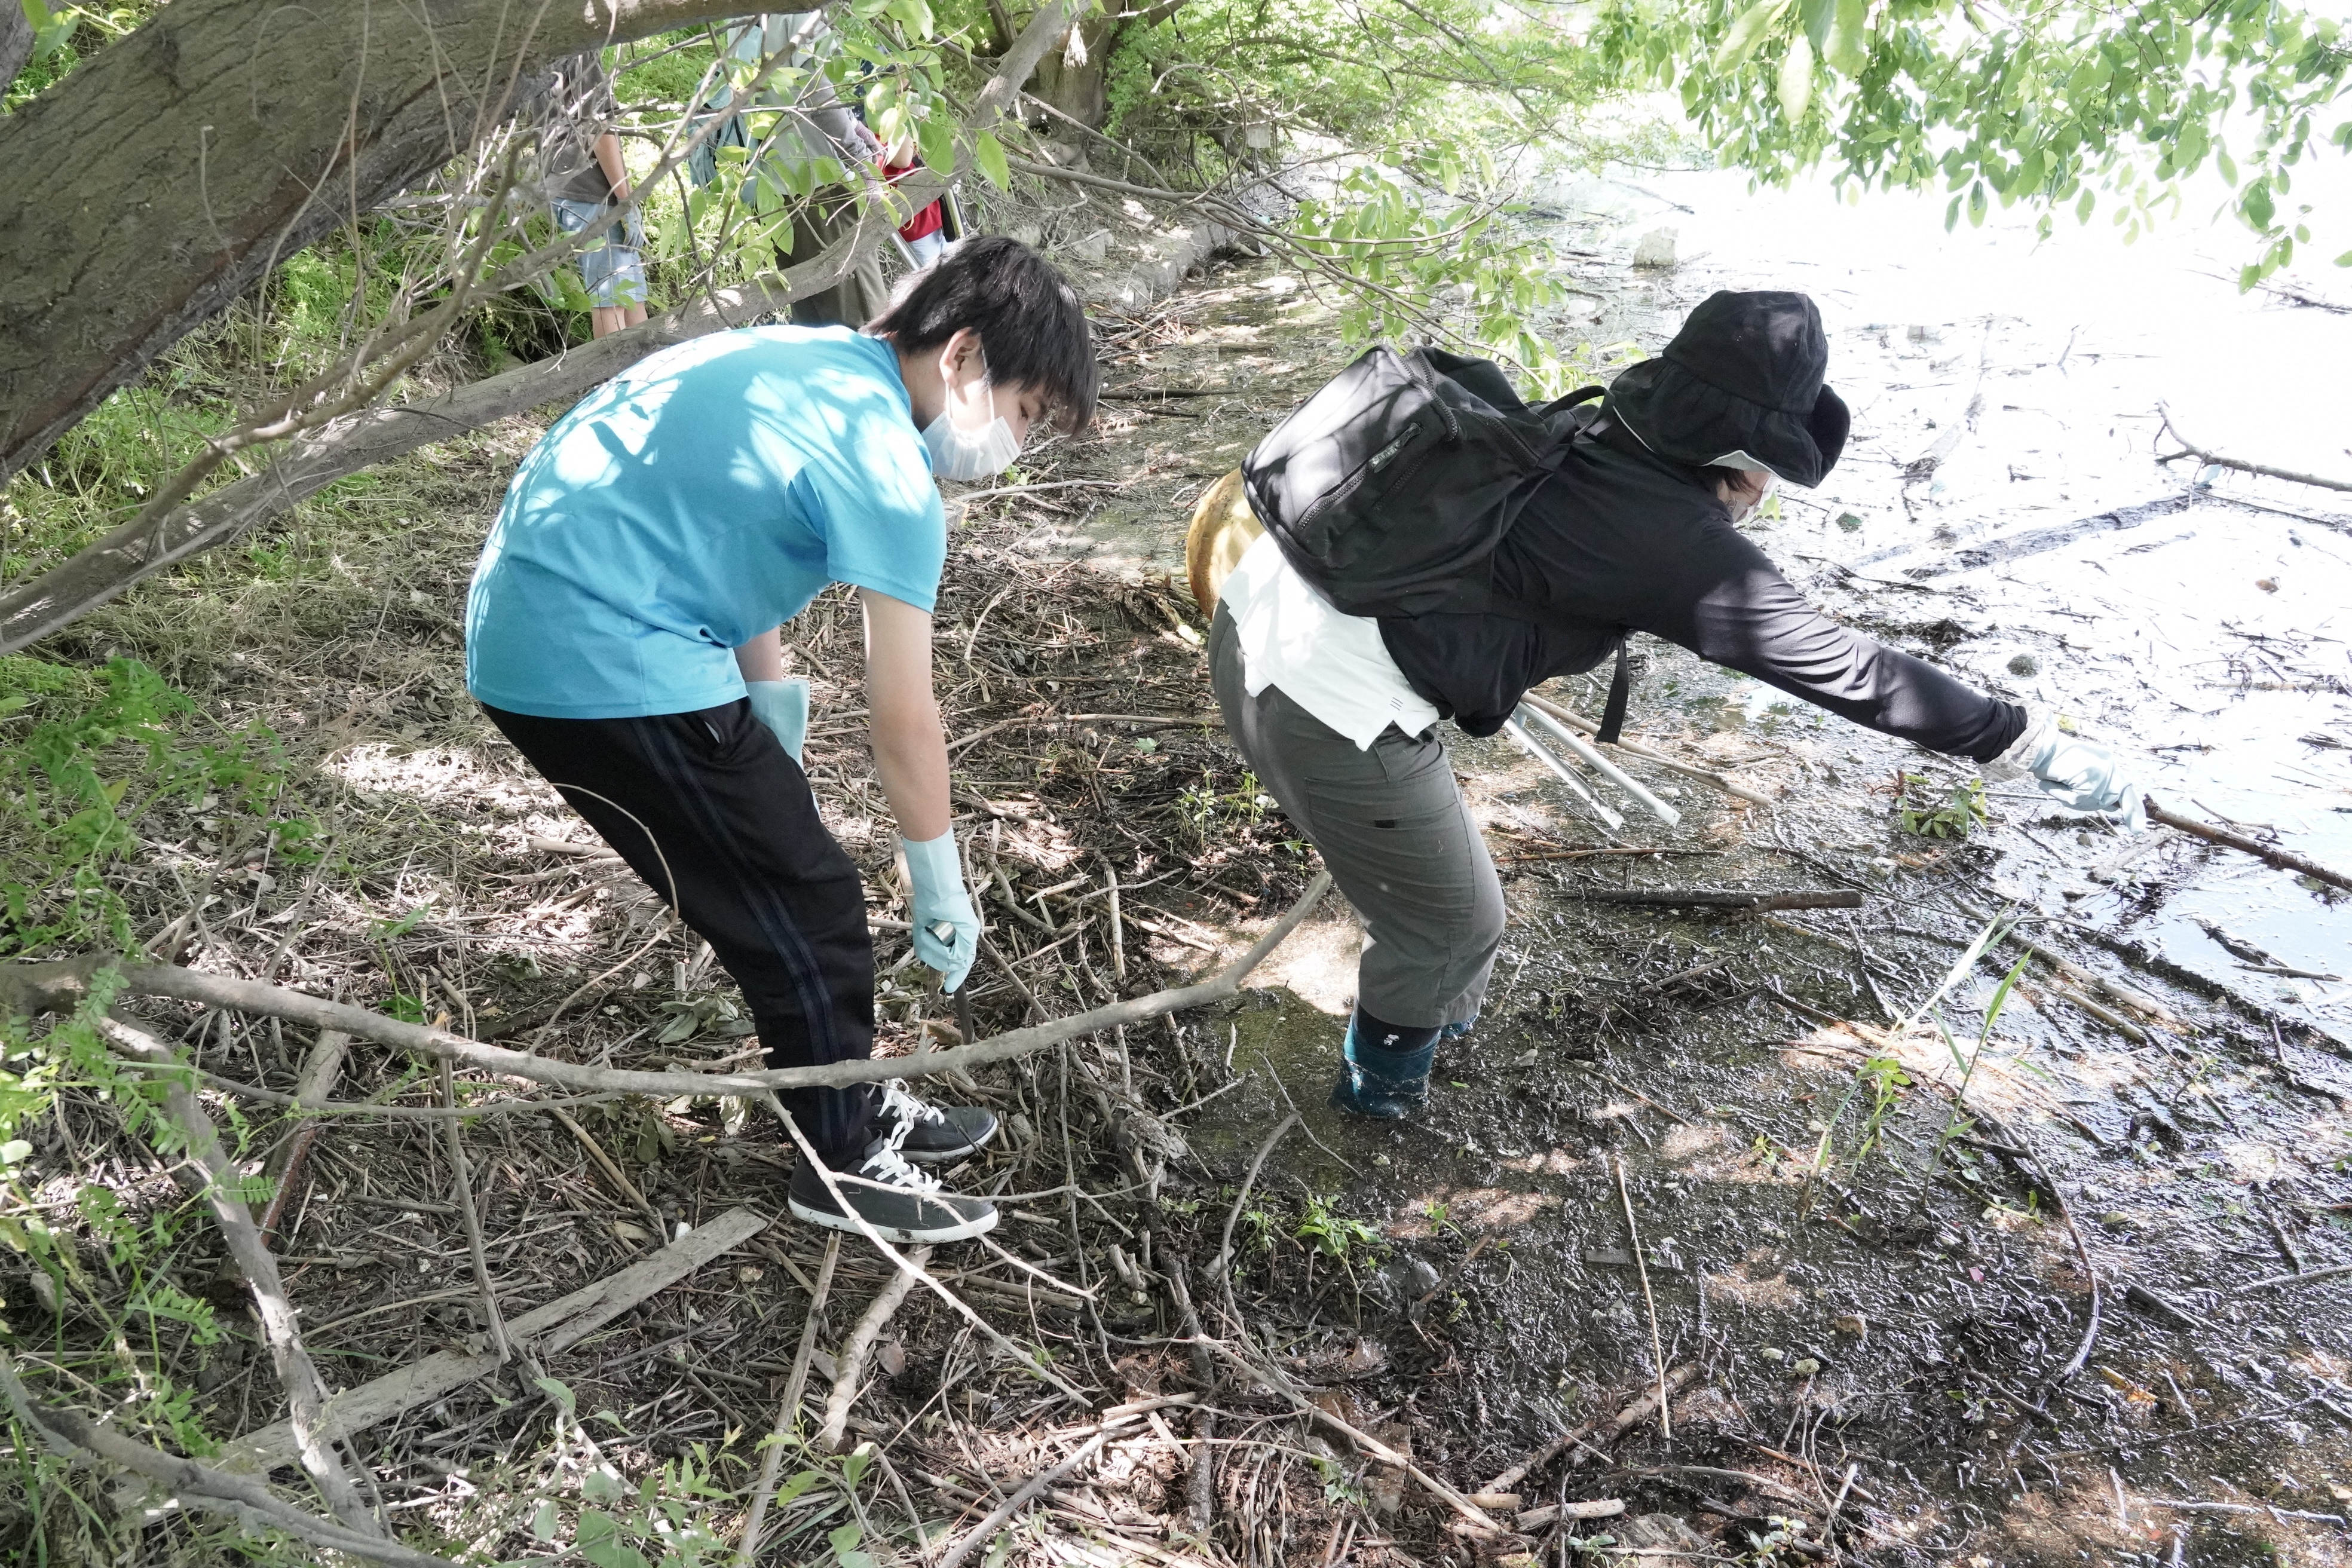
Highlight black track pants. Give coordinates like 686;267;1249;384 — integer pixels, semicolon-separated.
483;700;877;1168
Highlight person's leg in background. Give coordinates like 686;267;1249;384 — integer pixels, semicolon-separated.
552;199;650;339
1207;608;1505;1117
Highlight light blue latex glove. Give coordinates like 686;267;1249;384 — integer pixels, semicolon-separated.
902;830;980;993
1991;713;2146;831
745;679;808;766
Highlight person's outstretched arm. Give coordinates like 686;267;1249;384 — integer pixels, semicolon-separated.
1633;522;2026;761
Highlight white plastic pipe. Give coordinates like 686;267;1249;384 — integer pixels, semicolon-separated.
1515;703;1682;828
1500;716;1625;832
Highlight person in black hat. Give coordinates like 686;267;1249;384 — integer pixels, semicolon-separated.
1201;289;2139;1119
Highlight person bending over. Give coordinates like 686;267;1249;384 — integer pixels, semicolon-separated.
1198;290;2137;1120
464;237;1097;1240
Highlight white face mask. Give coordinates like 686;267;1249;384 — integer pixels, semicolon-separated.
921;350;1022;480
1727;471;1778;525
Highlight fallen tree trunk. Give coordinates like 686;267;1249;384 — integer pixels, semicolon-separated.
0;0;773;480
1;872;1331;1102
0;0;1079;653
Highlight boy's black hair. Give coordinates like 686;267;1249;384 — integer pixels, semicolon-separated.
868;236;1098;433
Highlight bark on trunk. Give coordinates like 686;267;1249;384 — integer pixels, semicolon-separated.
0;0;1082;654
0;0;760;483
0;2;34;96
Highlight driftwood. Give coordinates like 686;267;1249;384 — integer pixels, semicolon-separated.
4;873;1332;1104
817;1248;930;1453
212;1206;767;1477
1483;1365;1702;1495
2145;797;2352;893
97;1013;377;1535
2157;403;2352;494
1520;691;1776;806
1575;888;1864;911
0;1353;457;1568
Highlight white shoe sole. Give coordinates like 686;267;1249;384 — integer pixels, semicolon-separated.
788;1194;1000;1244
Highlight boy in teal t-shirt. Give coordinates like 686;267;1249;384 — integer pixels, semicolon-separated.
465;238;1096;1244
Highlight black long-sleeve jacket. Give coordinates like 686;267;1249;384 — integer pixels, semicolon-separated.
1376;420;2026;762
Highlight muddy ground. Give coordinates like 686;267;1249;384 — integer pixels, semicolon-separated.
10;177;2351;1568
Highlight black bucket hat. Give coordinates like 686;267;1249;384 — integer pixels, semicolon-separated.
1604;290;1850;488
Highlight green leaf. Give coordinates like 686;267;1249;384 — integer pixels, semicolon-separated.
533;1375;577;1416
1824;0;1867;75
972;128;1011;191
2243;179;2275;230
2335;250;2352;267
1800;0;1836;50
913;113;955;175
884;0;935;38
0;1140;29;1164
1778;33;1814;121
530;1500;559;1541
1713;0;1791;72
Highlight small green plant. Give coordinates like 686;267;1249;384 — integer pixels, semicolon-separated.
1898;773;1989;840
1295;1194;1383;1267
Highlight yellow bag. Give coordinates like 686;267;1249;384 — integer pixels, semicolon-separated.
1183;468;1264;618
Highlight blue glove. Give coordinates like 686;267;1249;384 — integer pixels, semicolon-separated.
1990;712;2146;831
745;679;808;766
902;831;980;993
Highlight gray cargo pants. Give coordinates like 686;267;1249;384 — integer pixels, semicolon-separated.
1209;605;1505;1030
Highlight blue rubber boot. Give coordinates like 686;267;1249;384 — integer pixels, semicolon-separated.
1329;1010;1438;1119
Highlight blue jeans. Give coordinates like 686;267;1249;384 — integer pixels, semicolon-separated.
550;199;647;309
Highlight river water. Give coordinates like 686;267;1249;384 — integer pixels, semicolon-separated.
1538;162;2352;1041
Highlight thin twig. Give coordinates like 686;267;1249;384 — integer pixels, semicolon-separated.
437;1058;512;1364
739;1233;840;1565
1216;1112;1300;1333
934;1424;1125;1568
1613;1154;1671;1444
0;1353;454;1568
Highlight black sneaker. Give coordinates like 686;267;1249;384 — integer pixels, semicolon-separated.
875;1079;999;1166
786;1142;998;1244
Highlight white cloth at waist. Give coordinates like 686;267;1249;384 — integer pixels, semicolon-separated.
1220;532;1441;750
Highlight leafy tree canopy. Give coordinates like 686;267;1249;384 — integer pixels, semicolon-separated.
1589;0;2352;280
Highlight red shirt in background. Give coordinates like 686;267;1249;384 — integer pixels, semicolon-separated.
881;159;945;241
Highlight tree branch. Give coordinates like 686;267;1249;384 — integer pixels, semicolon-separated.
0;1352;459;1568
2;874;1331;1102
0;0;1086;654
95;1012;380;1536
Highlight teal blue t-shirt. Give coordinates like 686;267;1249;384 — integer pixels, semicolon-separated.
465;326;945;718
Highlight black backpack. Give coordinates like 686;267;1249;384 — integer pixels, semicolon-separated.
1241;346;1633;738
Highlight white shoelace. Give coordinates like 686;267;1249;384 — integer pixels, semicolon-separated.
851;1140;941;1195
878;1077;947;1151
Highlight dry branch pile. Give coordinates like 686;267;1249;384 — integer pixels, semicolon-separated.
2;474;1491;1563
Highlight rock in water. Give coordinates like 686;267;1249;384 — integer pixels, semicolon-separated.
1632;227;1679;270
